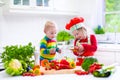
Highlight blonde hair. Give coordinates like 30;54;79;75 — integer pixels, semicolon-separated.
44;21;57;33
77;27;87;37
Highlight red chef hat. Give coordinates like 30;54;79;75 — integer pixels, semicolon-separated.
65;17;85;32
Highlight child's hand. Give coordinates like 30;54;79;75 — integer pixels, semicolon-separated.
78;51;84;56
78;45;84;52
74;46;79;50
58;49;61;53
50;48;56;54
74;45;84;53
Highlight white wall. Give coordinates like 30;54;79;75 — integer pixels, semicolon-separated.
0;0;99;50
76;0;98;27
0;13;75;49
0;7;3;50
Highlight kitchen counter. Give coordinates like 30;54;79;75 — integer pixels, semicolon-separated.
97;44;120;52
0;66;120;80
58;43;120;52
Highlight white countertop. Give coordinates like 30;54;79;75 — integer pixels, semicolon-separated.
0;44;120;53
0;66;120;80
58;44;120;53
97;44;120;52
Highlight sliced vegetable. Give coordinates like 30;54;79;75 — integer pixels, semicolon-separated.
75;70;89;75
33;65;40;70
93;71;111;77
50;60;58;69
89;63;102;73
33;68;41;76
22;72;35;77
60;59;69;65
41;59;49;67
69;61;76;69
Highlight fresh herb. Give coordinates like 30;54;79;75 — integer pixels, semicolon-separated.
0;42;35;72
94;25;105;34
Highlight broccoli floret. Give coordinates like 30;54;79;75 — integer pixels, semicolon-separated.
81;57;98;71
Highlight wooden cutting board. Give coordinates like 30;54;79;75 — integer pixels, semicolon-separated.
40;66;82;75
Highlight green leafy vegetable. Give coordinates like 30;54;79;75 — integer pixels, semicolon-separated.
94;25;105;34
0;42;35;74
5;59;24;76
81;57;98;71
56;30;74;42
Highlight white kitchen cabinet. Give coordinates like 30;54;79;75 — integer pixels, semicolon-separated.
10;0;53;9
3;0;53;13
2;0;79;16
115;52;120;65
0;0;4;7
95;44;120;66
95;51;115;66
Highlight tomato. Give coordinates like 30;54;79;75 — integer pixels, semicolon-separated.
75;70;89;75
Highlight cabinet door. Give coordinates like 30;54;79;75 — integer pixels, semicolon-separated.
95;51;115;66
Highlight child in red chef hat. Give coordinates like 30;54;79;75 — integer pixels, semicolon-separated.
65;17;97;66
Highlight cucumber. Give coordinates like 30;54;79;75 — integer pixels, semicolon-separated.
93;71;111;77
